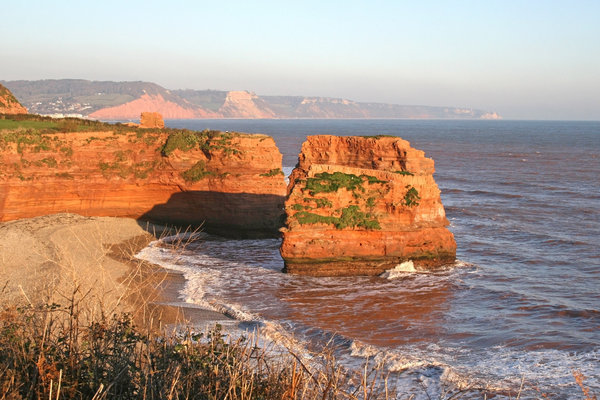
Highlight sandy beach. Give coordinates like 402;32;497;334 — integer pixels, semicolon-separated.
0;213;229;329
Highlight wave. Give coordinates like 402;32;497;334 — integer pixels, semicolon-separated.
135;234;599;398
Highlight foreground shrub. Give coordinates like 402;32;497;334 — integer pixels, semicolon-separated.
0;301;390;399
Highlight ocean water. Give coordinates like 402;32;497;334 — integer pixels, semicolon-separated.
137;120;600;398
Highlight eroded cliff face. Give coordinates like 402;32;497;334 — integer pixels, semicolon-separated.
0;120;286;236
0;84;28;115
218;91;276;118
88;94;217;119
280;135;456;276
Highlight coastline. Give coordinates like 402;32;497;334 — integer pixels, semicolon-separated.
0;213;229;330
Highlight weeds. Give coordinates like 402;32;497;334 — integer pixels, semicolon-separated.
0;299;396;400
295;205;381;230
305;172;387;196
260;168;284;177
403;186;420;207
181;161;217;182
160;129;240;157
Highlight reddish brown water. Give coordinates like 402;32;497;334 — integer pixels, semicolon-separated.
140;119;599;398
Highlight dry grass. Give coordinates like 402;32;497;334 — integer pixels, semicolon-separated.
1;218;597;399
0;293;400;400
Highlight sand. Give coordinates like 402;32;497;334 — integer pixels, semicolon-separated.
0;213;229;328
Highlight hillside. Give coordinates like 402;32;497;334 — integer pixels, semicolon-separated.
2;79;500;120
0;83;28;114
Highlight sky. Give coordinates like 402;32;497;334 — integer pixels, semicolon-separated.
1;0;599;120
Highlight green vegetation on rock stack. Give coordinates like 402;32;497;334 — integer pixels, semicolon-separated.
296;205;381;230
305;172;386;195
403;186;420;207
260;168;284;177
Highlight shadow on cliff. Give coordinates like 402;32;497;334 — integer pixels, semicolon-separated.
137;190;285;239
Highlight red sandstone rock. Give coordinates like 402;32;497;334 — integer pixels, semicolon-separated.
280;135;456;276
0;84;28;114
0;126;286;236
89;94;217;120
140;112;165;128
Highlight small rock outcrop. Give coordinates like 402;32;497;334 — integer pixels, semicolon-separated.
140;111;165;128
0;118;286;237
0;84;28;114
280;135;456;276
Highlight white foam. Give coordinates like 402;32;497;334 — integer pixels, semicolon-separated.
380;260;416;279
136;239;218;311
283;166;294;184
136;236;600;398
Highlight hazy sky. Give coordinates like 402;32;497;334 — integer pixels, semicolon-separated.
2;0;599;120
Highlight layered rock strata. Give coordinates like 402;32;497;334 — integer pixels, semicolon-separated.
0;119;286;237
280;135;456;276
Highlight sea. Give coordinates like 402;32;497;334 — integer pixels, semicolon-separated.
136;119;599;399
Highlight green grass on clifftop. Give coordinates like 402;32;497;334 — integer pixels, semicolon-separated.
161;129;241;156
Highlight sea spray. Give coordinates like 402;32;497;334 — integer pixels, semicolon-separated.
380;260;417;279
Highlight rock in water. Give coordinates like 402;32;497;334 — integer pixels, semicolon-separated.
0;84;28;114
140;112;165;128
0;122;286;237
280;135;456;276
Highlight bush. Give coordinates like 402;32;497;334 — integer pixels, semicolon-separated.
181;161;216;182
404;186;420;207
0;302;398;399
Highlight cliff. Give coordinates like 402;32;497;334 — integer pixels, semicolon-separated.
218;91;276;118
280;135;456;276
0;84;28;114
0;115;286;237
88;93;217;119
3;79;501;120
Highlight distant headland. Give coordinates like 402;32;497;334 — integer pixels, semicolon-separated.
1;79;501;120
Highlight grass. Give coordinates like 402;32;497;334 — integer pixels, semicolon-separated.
181;161;217;182
0;300;406;400
161;129;240;157
0;119;58;131
0;222;595;400
99;160;160;180
305;172;386;196
260;168;284;177
295;205;381;230
392;170;413;176
312;197;333;208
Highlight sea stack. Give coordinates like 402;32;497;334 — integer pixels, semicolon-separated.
280;135;456;276
139;111;165;128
